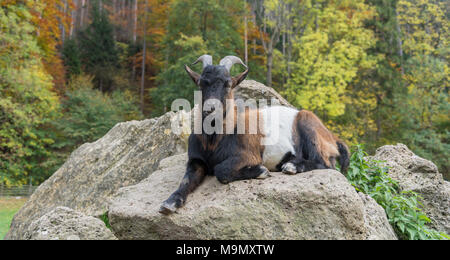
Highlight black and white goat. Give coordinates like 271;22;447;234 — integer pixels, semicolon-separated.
159;55;350;214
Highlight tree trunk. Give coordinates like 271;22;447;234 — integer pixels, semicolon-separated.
80;0;86;28
249;7;255;55
141;0;149;114
395;8;405;76
131;0;138;81
287;26;292;78
282;31;286;86
133;0;138;43
244;0;248;65
61;0;68;43
266;51;273;87
113;0;117;40
70;0;77;38
375;94;382;141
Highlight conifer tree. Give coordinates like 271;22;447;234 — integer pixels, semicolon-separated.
62;38;82;77
78;0;118;91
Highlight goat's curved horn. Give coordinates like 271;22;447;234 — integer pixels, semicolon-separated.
219;56;248;72
220;56;249;88
192;54;213;69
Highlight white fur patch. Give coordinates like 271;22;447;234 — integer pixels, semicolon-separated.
260;106;298;171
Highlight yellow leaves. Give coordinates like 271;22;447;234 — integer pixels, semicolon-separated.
175;33;206;49
284;0;377;128
398;0;448;57
0;3;61;185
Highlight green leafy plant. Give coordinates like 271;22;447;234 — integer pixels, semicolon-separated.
53;75;143;151
0;5;61;186
346;145;449;240
100;212;111;230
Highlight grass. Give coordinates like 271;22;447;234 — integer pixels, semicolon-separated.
0;197;27;240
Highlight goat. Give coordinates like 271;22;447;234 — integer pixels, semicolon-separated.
159;55;350;214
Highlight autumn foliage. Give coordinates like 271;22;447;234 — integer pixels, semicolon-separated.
0;0;448;186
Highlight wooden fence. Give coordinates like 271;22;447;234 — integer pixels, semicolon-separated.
0;184;37;197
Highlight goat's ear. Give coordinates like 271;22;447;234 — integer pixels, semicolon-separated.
185;65;201;85
231;68;249;89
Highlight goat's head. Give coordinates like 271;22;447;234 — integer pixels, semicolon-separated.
185;55;248;118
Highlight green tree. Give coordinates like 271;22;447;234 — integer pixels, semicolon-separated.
62;38;82;77
78;0;119;91
0;5;60;185
283;0;377;119
163;0;244;63
152;0;251;115
396;0;449;176
53;74;142;151
151;34;210;115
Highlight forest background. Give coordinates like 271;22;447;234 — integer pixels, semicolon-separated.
0;0;448;186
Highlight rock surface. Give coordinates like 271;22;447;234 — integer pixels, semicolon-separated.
108;153;397;240
5;112;188;240
234;80;293;107
23;207;116;240
5;79;293;240
371;144;450;234
358;193;397;240
9;80;446;240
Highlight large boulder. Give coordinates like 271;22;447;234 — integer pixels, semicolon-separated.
371;144;450;234
234;80;293;107
23;207;117;240
108;154;397;240
5;79;293;240
5;111;189;240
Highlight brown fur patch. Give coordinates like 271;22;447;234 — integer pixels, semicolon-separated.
295;110;340;167
232;106;264;166
197;90;265;167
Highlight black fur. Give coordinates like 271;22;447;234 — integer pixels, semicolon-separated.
160;63;264;215
288;116;330;172
275;152;295;171
337;141;349;174
275;113;333;175
199;65;232;110
158;158;208;215
297;121;328;168
161;61;346;215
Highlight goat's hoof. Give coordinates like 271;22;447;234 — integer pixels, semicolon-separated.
282;162;297;175
256;166;271;179
297;165;306;173
159;201;177;215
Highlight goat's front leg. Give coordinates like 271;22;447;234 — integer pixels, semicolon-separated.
214;156;270;184
159;159;207;215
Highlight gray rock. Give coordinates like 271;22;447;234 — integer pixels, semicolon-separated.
24;207;116;240
234;80;294;107
5;111;188;240
5;79;291;240
158;153;189;170
371;144;450;234
108;153;397;240
358;193;397;240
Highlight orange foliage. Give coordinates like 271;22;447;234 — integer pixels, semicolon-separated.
133;0;172;82
26;0;74;93
1;0;73;92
